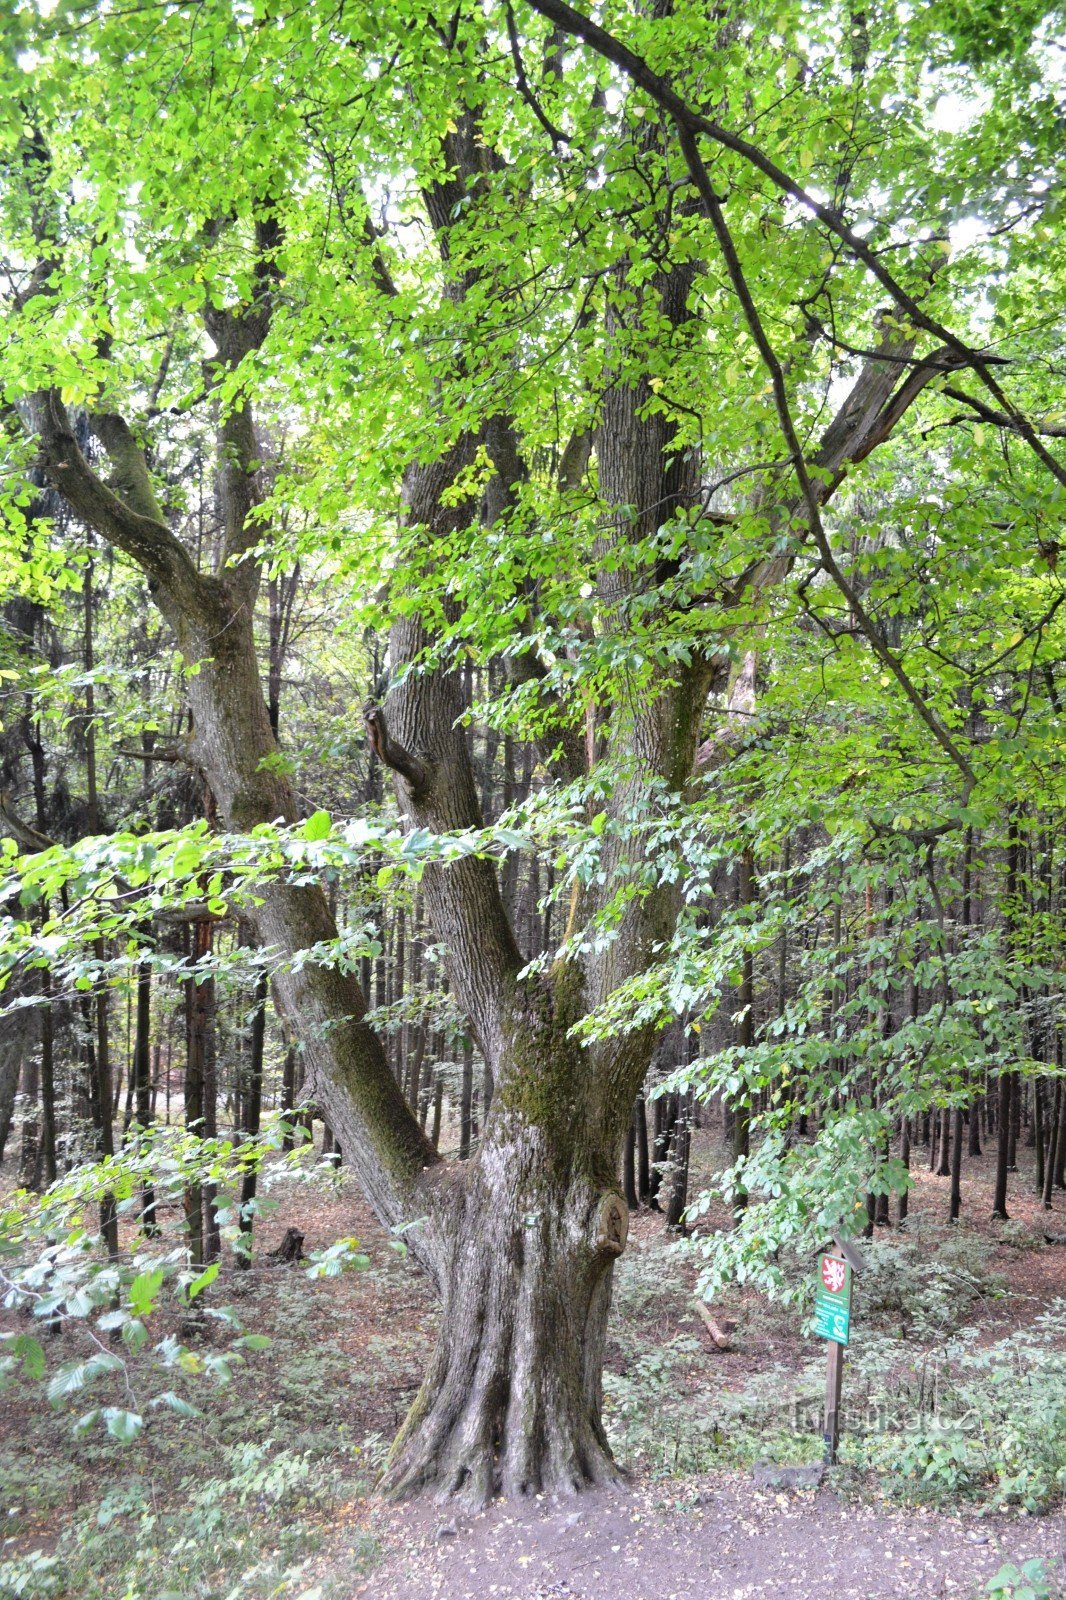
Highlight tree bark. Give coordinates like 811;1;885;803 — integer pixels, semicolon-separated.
992;1068;1012;1220
622;1111;637;1211
237;966;268;1266
380;1111;627;1503
949;1106;964;1222
732;850;755;1216
38;967;57;1188
1045;1080;1064;1209
132;954;158;1234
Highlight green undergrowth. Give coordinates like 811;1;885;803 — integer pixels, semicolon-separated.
976;1559;1064;1600
605;1227;1066;1514
0;1437;379;1600
0;1174;425;1600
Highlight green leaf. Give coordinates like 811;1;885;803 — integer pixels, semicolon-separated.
185;1260;220;1301
128;1267;165;1317
235;1333;271;1351
4;1334;45;1380
102;1407;143;1442
48;1353;123;1404
150;1390;199;1418
300;810;332;841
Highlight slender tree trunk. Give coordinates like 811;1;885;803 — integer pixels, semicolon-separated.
237;967;267;1266
407;1026;428;1117
200;936;221;1264
636;1092;650;1203
949;1106;964;1222
1045;1080;1064;1209
733;848;755;1217
132;955;158;1233
0;1042;19;1167
623;1110;637;1211
992;1068;1012;1220
459;1039;474;1160
430;1069;444;1151
663;1092;691;1230
185;921;207;1267
38;968;57;1188
18;1043;40;1191
968;1095;983;1156
1034;1079;1046;1196
280;1023;296;1150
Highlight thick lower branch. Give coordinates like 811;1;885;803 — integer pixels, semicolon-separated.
363;701;431;799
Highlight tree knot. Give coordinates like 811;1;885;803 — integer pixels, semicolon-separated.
592;1192;628;1258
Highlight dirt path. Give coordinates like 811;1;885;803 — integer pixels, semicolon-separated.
351;1476;1065;1600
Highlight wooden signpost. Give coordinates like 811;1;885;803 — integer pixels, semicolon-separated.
817;1232;865;1465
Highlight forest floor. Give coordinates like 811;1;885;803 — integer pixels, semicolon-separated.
348;1475;1066;1600
2;1124;1065;1599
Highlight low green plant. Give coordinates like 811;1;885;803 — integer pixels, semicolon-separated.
995;1221;1045;1253
0;1551;64;1600
849;1303;1066;1512
0;1437;377;1600
856;1227;1002;1340
980;1559;1059;1600
0;1126;373;1446
604;1339;825;1478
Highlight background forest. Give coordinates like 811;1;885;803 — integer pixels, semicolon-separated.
0;0;1064;1593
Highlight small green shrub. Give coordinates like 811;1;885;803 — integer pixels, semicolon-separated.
995;1222;1045;1253
980;1559;1059;1600
0;1551;64;1600
857;1228;1002;1340
851;1303;1066;1512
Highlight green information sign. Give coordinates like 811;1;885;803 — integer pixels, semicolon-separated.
814;1254;852;1345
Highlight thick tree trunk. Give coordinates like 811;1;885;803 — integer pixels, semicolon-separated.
381;1119;627;1504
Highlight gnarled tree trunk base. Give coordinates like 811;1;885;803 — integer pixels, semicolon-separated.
380;1147;629;1506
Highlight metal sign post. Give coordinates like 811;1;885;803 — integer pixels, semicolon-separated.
816;1233;865;1465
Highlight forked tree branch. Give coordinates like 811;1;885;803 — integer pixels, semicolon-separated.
676;125;977;792
523;0;1066;493
26;389;205;617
